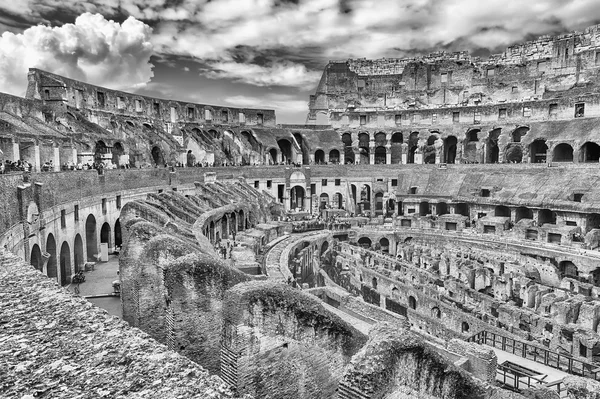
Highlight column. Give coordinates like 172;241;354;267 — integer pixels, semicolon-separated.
369;140;375;165
72;147;78;165
324;151;330;164
386;144;391;165
12;140;19;161
284;188;291;211
34;144;41;172
53;145;60;172
353;148;361;164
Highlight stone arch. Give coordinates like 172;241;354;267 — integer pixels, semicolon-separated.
357;237;372;248
30;243;43;271
293;133;309;164
319;193;329;210
59;241;71;286
221;216;229;239
419;201;430;216
277;139;293;164
342;133;354;164
580;141;600;163
486;129;501;164
241;130;260;152
358;133;370;164
559;261;578;279
553;143;574;162
374;192;384;214
85;215;97;261
408;295;417;310
391;132;403;163
151;145;165;166
315;149;325;164
504;143;523;163
538;209;556;225
494;205;510;217
374;146;386;164
333;192;343;209
463;129;480;163
408;132;419;164
461;321;470;333
290;186;305;210
379;237;389;253
114;219;122;248
444;136;458;164
515;207;533;222
268;148;278;164
329;149;340;164
511;126;529;143
74;234;84;273
431;307;441;318
530;139;548;163
112;142;125;167
320;241;329;255
46;233;57;280
437;202;448;215
94;140;108;164
100;222;111;247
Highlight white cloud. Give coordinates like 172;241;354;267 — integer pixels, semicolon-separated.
0;12;153;97
204;61;321;88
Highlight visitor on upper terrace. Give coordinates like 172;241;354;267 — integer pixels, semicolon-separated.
1;159;32;174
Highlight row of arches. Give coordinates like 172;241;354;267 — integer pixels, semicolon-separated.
30;215;122;286
204;209;249;244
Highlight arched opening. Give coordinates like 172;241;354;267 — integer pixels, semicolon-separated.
461;322;470;333
30;244;43;271
505;143;523;163
229;212;237;235
290;186;306;210
580;142;600;163
319;193;329;210
495;205;510;217
559;261;578;279
358;133;370;164
85;215;97;261
463;129;480;163
100;222;111;248
277;139;293;164
209;221;215;243
238;210;245;231
437;202;448;215
208;129;220;139
456;203;469;217
374;146;386;164
329;149;340;164
112;142;125;167
538;209;556;226
151;146;164;166
515;207;533;222
59;241;71;286
293;133;309;164
94;140;108;165
512;127;529;143
241;131;259;152
424;134;438;164
74;234;84;273
530;139;548;163
487;129;501;164
320;241;329;255
360;184;371;213
408;132;419;164
358;237;372;249
431;307;441;319
553;143;574;162
333;192;343;209
114;219;122;248
444;136;458;164
269;148;278;164
408;296;417;310
419;201;430;216
342;133;355;164
46;234;57;280
391;132;403;163
221;217;228;239
380;237;389;253
314;149;325;164
375;132;386;146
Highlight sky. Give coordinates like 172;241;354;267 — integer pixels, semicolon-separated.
1;1;600;123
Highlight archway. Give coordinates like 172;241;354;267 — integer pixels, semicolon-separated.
379;237;389;253
277;139;293;164
333;192;343;209
530;139;548;163
437;202;448;215
342;133;354;164
59;241;71;286
209;221;215;243
46;234;57;280
495;205;510;217
419;201;430;216
238;210;245;231
290;186;306;210
515;207;533;222
293;133;309;164
74;234;84;273
505;143;523;163
114;219;122;248
461;322;470;333
553;143;574;162
580;142;600;163
151;146;164;166
391;132;403;163
374;146;386;164
30;244;43;271
269;148;278;164
329;149;340;164
358;237;372;249
100;222;111;247
358;133;370;164
431;307;441;319
559;261;578;279
538;209;556;225
444;136;458;164
221;216;229;239
315;149;325;164
94;140;108;164
319;193;329;210
408;132;419;164
408;296;417;310
463;129;480;163
85;215;97;261
512;127;529;143
320;241;329;255
360;184;371;212
487;129;501;164
112;142;125;167
374;192;384;214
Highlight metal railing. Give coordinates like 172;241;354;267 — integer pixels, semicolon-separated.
468;330;600;381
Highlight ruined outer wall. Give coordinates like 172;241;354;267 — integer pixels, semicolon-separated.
0;248;241;399
222;281;367;399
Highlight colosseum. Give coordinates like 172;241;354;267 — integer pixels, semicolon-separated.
2;22;600;399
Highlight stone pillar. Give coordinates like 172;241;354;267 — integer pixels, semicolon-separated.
353;148;361;164
401;143;408;164
385;144;391;164
324;151;330;164
53;145;60;172
12;140;19;161
369;140;375;165
34;144;41;172
72;147;78;165
284;188;291;211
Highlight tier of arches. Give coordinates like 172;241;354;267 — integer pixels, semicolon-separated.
202;209;252;244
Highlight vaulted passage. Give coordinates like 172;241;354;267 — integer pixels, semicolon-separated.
46;234;57;281
59;241;71;286
553;143;573;162
86;215;97;261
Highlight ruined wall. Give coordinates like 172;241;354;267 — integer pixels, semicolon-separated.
222;281;367;399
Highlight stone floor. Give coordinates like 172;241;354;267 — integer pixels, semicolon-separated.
66;254;122;318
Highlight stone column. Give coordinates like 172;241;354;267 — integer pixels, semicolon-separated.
12;140;19;161
369;140;375;165
385;144;391;164
324;151;330;164
34;144;41;172
53;144;60;172
284;188;291;211
72;147;78;165
353;148;361;164
401;143;408;164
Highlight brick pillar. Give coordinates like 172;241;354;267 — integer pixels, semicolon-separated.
53;144;60;172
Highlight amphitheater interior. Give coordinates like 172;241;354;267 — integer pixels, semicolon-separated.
4;24;600;399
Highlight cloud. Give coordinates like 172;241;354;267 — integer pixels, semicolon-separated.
204;61;321;88
0;12;154;97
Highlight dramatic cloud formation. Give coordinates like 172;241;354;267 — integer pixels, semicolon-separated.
2;0;600;121
0;12;153;96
